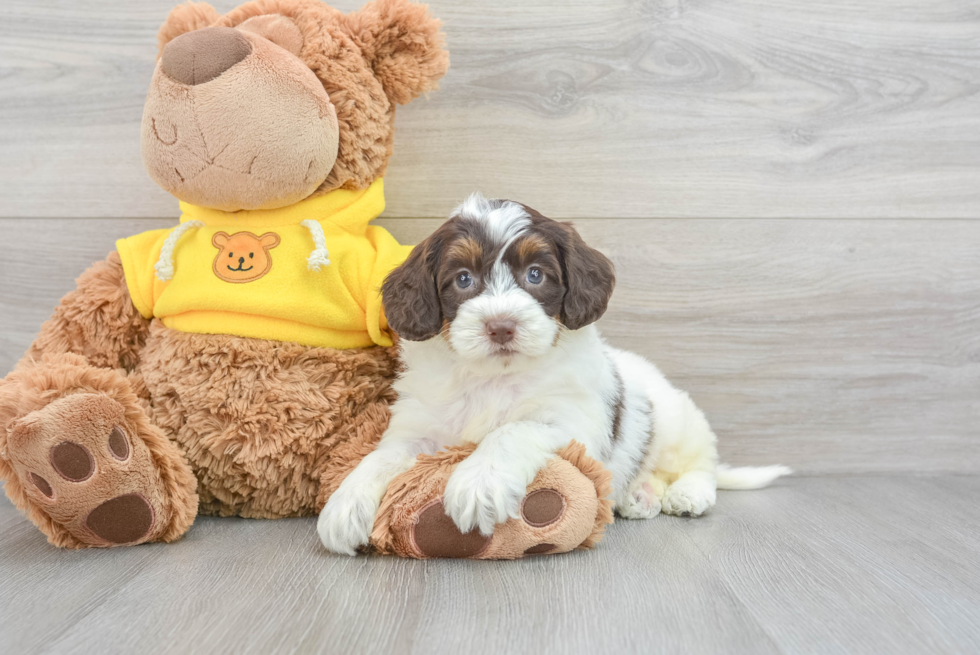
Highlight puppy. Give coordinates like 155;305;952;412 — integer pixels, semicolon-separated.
318;194;790;555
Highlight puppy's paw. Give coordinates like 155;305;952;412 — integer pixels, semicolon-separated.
662;475;716;517
444;458;527;536
617;481;662;519
317;487;379;556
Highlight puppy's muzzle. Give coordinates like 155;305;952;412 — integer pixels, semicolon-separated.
486;319;517;345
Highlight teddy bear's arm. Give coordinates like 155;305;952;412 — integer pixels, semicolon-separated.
24;251;150;372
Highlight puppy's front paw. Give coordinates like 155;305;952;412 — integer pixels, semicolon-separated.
443;459;527;536
317;487;379;556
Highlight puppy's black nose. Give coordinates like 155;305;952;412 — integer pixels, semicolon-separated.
161;27;252;85
486;319;517;345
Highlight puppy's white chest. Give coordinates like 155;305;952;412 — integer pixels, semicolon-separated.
438;376;535;445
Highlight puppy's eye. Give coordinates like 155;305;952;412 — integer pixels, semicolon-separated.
456;271;473;289
526;267;543;285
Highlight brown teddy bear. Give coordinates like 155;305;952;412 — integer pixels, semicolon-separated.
0;0;611;558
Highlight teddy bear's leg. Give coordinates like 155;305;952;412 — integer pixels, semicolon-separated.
0;355;198;548
320;440;614;560
0;252;197;548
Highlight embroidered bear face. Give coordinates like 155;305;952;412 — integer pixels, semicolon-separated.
212;231;280;283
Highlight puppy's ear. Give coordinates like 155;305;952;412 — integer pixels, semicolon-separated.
157;2;221;55
559;223;616;329
382;232;444;341
344;0;450;105
523;207;615;330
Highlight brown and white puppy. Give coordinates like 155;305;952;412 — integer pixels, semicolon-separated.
318;195;790;555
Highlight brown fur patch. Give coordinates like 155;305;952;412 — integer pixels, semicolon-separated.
446;236;483;268
25;252;150;371
139;321;398;518
516;234;548;261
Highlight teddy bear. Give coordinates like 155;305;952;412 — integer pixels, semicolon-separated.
0;0;612;558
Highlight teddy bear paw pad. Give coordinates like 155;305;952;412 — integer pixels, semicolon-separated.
411;500;490;558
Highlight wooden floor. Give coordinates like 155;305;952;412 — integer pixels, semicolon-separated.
2;476;978;655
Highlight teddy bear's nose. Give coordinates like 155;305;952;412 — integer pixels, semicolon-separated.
238;256;245;264
161;27;253;86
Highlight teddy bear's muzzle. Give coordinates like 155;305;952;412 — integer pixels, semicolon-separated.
160;27;253;86
141;27;340;212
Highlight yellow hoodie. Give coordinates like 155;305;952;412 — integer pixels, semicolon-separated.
116;179;411;349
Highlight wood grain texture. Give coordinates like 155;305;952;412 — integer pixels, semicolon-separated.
2;0;979;219
1;476;978;654
1;217;977;474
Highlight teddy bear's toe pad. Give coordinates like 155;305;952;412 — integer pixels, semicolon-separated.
6;393;171;547
412;500;490;558
521;489;565;527
85;494;155;544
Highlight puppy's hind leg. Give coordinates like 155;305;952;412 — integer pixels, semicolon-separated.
651;390;720;518
615;472;665;520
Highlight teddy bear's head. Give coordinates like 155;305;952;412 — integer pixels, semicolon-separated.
142;0;448;212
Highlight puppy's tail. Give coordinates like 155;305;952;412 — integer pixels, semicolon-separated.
716;464;792;490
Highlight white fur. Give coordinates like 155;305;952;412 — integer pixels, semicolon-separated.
317;198;790;555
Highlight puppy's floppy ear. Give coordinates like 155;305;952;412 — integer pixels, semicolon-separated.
523;207;615;330
344;0;450;105
558;223;616;329
157;2;221;55
382;230;445;341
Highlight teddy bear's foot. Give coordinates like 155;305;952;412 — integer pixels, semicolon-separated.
370;441;613;560
0;355;198;548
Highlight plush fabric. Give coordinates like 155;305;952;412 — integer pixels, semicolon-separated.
138;321;398;518
143;23;340;211
116;179;410;349
0;353;198;549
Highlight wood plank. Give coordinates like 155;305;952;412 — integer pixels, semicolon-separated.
1;477;978;654
2;0;979;219
683;476;980;654
1;217;978;474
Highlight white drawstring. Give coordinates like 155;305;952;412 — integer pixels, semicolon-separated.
301;219;331;271
154;220;204;282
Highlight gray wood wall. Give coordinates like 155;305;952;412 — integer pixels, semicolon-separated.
1;0;978;474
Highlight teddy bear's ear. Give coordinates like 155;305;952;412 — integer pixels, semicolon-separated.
157;2;222;56
344;0;450;105
238;15;304;56
212;232;230;248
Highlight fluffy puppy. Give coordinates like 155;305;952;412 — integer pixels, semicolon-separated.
318;195;790;555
